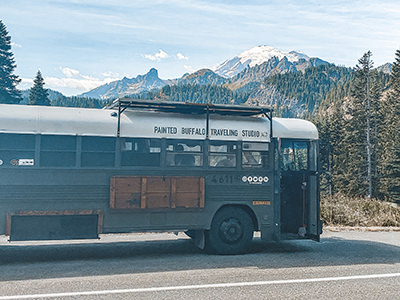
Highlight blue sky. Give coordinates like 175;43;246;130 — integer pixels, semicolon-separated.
2;0;400;95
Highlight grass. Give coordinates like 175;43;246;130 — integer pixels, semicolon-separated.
321;194;400;227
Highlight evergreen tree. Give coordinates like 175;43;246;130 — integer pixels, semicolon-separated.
0;20;21;104
29;70;50;106
378;49;400;202
341;51;383;198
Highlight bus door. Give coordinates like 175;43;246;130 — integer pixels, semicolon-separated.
279;139;320;240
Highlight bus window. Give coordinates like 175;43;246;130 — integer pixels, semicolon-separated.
208;141;237;168
81;136;115;167
309;141;318;172
166;140;203;167
242;142;269;169
0;133;35;167
40;135;76;167
121;138;161;167
294;142;308;170
281;140;308;171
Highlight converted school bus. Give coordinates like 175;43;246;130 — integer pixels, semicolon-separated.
0;99;321;254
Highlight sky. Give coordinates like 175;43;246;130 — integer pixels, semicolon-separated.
2;0;400;96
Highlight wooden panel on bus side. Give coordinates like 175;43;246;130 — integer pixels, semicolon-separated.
144;177;171;209
172;177;205;208
110;176;142;209
110;176;204;209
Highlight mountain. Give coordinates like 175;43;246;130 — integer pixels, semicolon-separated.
75;45;327;103
377;63;392;74
177;69;228;86
80;68;168;100
80;68;228;100
226;56;328;92
214;45;310;78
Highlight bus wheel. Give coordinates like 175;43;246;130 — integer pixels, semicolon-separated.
206;207;253;255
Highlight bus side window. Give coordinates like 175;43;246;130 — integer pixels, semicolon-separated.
121;138;161;167
166;140;203;167
0;133;35;167
208;141;237;168
81;136;115;167
40;135;76;167
242;142;269;169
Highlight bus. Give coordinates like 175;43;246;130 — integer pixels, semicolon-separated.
0;99;321;254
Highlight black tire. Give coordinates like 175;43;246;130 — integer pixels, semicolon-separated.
206;207;254;255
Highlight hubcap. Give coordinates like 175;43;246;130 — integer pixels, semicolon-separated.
219;218;243;243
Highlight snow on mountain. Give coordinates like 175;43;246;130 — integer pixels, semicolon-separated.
214;45;310;78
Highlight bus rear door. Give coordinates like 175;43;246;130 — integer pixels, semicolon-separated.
278;139;321;241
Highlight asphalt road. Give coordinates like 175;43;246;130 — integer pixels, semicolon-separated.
0;230;399;299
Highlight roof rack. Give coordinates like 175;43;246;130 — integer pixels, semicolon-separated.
110;98;272;117
111;98;273;137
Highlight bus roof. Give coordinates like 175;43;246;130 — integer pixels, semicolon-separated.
0;104;318;141
273;118;318;140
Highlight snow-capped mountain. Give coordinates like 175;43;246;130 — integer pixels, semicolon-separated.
214;45;310;78
79;45;320;100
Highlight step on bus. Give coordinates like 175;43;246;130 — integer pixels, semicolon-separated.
0;99;321;254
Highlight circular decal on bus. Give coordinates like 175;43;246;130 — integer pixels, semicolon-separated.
242;175;269;184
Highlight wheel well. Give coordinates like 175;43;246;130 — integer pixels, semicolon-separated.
215;204;258;230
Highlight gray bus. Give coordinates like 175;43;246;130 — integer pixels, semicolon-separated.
0;99;321;254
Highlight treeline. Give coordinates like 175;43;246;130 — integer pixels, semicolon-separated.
51;96;109;108
316;50;400;203
130;84;251;105
265;64;356;116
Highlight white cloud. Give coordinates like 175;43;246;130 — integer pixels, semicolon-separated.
177;52;189;60
19;78;34;90
101;71;120;77
21;67;121;95
183;65;195;72
21;78;33;84
144;49;169;61
11;42;22;48
60;67;80;77
45;76;116;92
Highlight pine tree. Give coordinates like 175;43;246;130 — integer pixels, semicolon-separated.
0;20;21;104
29;70;50;106
378;49;400;202
344;51;381;198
